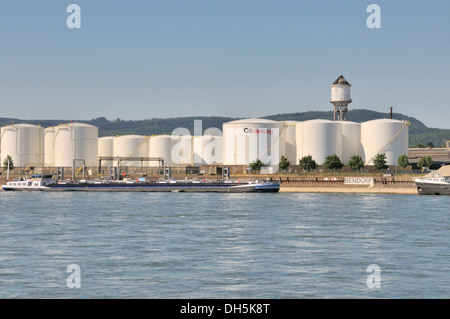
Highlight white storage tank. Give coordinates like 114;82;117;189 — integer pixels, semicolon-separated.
0;123;44;167
222;118;284;166
149;135;173;167
98;136;114;166
295;119;342;165
113;135;149;167
193;135;223;165
44;126;56;167
361;119;409;166
54;123;98;167
294;121;303;165
341;121;362;165
281;121;298;164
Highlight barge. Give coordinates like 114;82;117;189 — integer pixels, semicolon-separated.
2;175;280;193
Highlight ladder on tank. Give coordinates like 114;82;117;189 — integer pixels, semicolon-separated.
365;121;410;165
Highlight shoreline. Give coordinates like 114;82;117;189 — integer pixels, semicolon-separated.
1;172;420;195
280;184;418;194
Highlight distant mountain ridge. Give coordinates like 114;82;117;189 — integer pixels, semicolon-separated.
0;109;448;147
264;109;427;128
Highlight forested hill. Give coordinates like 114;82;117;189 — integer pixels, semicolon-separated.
0;109;448;147
265;110;448;147
264;109;425;127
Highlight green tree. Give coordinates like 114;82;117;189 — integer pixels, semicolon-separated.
398;154;409;168
324;154;343;170
299;155;318;172
348;155;364;171
2;155;14;171
249;158;264;171
417;156;434;169
278;156;291;172
373;153;389;170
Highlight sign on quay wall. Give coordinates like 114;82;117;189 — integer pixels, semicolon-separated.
344;177;375;185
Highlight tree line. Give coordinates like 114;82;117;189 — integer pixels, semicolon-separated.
248;153;436;173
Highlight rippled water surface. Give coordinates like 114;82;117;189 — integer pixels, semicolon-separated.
0;191;448;298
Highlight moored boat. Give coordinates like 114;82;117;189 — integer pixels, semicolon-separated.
415;176;450;195
2;177;280;193
1;175;56;191
415;166;450;195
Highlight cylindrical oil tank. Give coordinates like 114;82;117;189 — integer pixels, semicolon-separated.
294;121;303;165
44;126;56;167
113;135;149;167
281;121;298;164
361;119;409;166
341;121;362;165
54;123;98;167
193;135;223;165
222;118;284;166
98;136;114;166
295;120;342;165
0;123;44;167
149;135;172;167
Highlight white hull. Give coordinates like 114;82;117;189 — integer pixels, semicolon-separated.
415;177;450;196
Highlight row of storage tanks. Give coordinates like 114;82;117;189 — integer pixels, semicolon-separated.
0;118;408;168
0;123;223;168
222;118;408;166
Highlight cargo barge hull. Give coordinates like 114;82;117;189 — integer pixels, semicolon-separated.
2;178;280;193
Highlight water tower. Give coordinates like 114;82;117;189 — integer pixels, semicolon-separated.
331;75;352;121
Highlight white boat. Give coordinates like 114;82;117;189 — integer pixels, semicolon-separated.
2;175;56;191
415;166;450;196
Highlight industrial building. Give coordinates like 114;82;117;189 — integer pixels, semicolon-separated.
0;75;414;173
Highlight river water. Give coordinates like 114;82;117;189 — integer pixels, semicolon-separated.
0;191;448;298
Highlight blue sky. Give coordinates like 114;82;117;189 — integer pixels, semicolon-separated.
0;0;449;128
